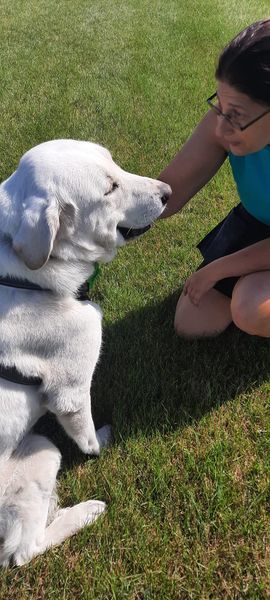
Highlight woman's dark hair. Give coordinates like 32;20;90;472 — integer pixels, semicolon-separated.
216;20;270;105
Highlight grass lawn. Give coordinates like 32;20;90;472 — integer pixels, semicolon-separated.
1;0;270;598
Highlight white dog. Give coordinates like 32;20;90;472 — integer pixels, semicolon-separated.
0;139;170;565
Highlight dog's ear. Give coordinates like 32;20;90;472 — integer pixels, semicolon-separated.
12;195;60;270
58;200;77;236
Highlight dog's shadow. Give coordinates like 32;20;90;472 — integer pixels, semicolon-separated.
35;291;270;469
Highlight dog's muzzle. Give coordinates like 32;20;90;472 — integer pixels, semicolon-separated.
117;225;151;240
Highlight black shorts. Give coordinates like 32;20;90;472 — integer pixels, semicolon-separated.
197;203;270;298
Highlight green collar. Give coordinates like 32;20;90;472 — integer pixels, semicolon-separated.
86;262;101;291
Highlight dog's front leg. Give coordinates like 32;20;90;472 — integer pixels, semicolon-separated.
44;301;111;454
36;500;106;557
56;396;111;455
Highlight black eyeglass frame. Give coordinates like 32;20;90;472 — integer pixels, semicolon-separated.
207;92;270;131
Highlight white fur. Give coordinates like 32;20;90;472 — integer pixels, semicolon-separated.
0;139;171;565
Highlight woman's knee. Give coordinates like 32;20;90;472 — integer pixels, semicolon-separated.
174;314;224;339
174;296;194;337
231;298;263;334
231;288;248;330
231;278;267;334
174;311;197;339
174;293;203;338
174;290;231;338
231;300;252;333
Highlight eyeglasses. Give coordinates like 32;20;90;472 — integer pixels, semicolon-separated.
207;92;270;131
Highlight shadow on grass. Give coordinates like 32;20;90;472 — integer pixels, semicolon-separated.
35;290;270;468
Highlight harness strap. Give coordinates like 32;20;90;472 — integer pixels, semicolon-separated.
0;275;47;291
0;264;101;385
0;263;101;300
0;364;42;386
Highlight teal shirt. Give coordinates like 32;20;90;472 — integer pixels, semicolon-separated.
229;146;270;225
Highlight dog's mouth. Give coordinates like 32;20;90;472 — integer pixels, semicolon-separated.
117;225;151;240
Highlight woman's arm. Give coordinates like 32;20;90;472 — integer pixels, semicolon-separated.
159;110;228;218
211;238;270;279
184;238;270;306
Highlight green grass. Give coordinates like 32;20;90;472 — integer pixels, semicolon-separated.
1;1;270;598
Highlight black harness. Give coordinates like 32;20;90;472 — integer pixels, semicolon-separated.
0;272;94;386
0;274;89;299
0;363;42;386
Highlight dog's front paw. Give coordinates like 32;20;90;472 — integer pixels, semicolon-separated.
82;500;106;524
78;425;112;455
11;547;32;567
78;438;101;456
96;424;112;450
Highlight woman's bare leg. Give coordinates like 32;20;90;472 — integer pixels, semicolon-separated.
174;288;232;338
231;271;270;336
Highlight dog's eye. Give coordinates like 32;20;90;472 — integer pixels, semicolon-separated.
105;181;119;196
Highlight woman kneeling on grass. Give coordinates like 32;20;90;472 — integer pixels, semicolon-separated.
160;19;270;339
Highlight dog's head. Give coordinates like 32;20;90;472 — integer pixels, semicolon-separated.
8;140;171;269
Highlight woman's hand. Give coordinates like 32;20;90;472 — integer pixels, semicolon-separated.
183;264;218;306
183;237;270;307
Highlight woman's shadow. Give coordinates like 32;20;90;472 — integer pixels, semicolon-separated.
35;290;270;468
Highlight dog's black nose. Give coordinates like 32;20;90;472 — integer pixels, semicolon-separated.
161;193;170;206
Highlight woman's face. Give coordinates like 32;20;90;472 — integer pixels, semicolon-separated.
215;80;270;155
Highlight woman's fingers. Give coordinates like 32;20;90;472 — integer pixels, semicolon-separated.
184;280;201;306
